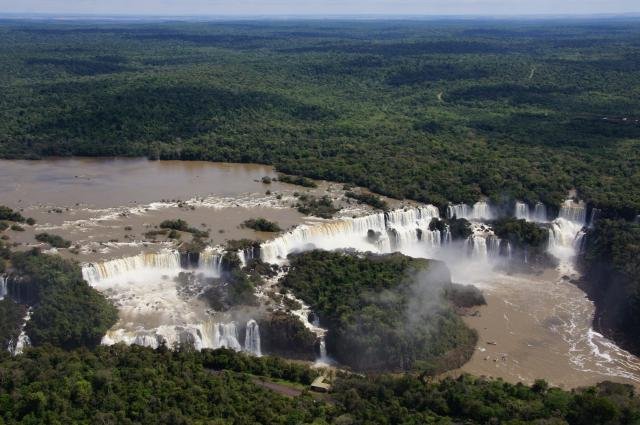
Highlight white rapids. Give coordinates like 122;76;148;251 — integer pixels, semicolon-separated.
73;195;640;384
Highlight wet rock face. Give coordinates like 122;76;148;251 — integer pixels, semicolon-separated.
258;311;317;361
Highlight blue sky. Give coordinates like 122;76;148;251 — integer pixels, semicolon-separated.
1;0;638;16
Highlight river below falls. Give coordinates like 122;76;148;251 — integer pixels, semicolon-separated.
1;157;639;388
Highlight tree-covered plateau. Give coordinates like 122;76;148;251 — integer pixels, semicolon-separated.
0;20;638;218
281;250;482;373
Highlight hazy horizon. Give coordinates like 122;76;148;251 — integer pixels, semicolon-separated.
1;0;639;18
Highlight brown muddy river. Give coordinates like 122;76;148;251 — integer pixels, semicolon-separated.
0;158;318;261
0;157;286;207
2;157;639;388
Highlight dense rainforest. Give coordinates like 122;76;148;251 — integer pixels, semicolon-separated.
281;250;481;373
0;19;639;217
1;345;640;424
0;248;118;349
1;201;640;422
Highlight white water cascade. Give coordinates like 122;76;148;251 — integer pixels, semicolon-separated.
515;201;548;222
8;308;32;356
558;199;587;225
261;205;446;263
211;322;242;351
0;275;7;300
447;201;495;221
102;319;260;355
533;202;548;222
548;200;587;260
261;205;508;264
198;247;224;275
317;337;329;365
244;319;262;356
82;250;182;284
466;223;505;260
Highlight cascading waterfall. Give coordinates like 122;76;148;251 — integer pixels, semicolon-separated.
447;203;470;219
558;199;587;225
0;275;7;300
443;225;452;244
244;319;262;356
260;205;512;264
212;322;242;351
465;226;502;260
82;248;226;285
466;235;488;259
448;201;494;221
318;337;329;364
82;250;182;284
78;196;594;363
198;247;224;275
515;202;530;220
533;202;548;222
237;248;258;268
8;308;32;356
548;200;587;260
102;319;260;354
261;206;444;263
515;201;548;222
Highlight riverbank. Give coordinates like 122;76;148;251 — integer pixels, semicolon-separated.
450;270;640;389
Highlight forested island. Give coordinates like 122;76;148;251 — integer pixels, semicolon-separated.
282;251;481;372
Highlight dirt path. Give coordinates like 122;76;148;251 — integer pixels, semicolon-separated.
252;378;303;398
436;91;443;101
528;66;536;80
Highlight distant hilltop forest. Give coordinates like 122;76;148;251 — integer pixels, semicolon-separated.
0;19;639;217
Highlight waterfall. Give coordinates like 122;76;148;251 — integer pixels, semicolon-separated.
447;203;470;219
515;201;548;222
260;206;443;263
549;219;585;249
547;199;587;261
515;202;530;220
421;229;442;248
8;308;32;356
244;319;262;356
82;250;182;284
448;201;494;220
102;320;250;352
198;248;224;275
258;205;518;264
237;247;257;267
487;235;502;257
0;275;7;300
82;248;227;285
317;337;329;364
558;199;587;225
533;202;548;222
466;235;488;259
443;225;452;244
212;322;242;351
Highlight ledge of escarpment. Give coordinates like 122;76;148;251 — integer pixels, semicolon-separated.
578;219;640;357
259;311;317;361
